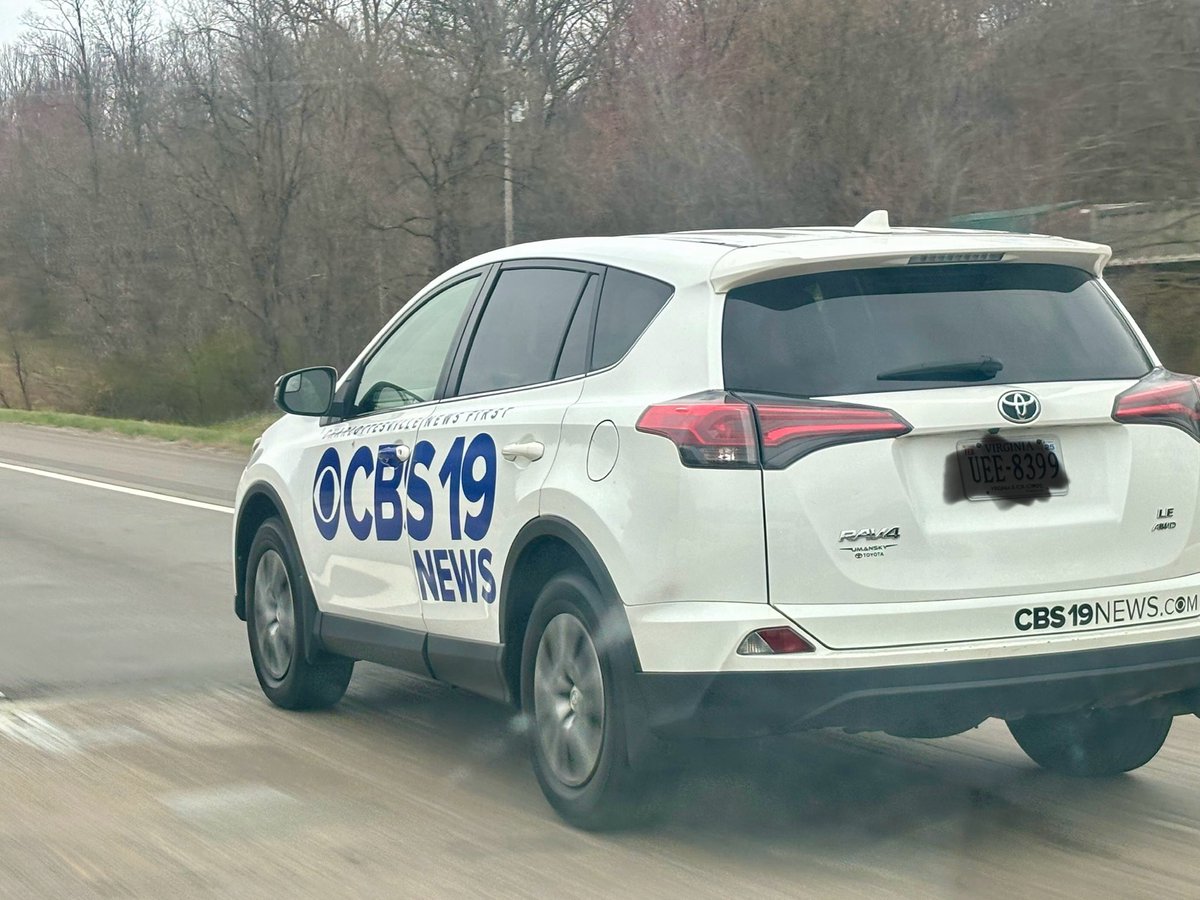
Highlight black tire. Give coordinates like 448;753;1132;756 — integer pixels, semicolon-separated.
246;517;353;710
520;571;666;830
1007;706;1172;777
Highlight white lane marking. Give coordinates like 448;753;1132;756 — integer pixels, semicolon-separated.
0;460;234;514
0;707;151;755
160;784;297;820
73;725;153;749
0;709;80;754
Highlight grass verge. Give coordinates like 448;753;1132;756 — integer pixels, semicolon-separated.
0;408;277;450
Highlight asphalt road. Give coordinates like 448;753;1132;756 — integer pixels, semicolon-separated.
3;422;1200;898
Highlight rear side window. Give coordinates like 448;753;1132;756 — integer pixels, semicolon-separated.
591;269;674;370
723;263;1151;397
457;267;591;396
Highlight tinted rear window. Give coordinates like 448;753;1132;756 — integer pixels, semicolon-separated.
723;263;1151;397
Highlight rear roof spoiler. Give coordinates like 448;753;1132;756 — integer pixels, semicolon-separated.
709;234;1112;293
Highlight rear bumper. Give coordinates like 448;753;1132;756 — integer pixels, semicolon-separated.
635;635;1200;738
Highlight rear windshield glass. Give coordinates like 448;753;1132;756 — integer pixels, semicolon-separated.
723;263;1151;397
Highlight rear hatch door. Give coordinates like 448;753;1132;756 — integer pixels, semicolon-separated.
723;262;1200;648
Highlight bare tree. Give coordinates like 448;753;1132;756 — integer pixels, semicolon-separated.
0;0;1197;420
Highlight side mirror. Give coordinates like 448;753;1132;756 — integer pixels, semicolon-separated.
274;366;337;417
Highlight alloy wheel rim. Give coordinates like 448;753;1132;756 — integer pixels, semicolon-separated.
253;549;295;681
533;613;605;787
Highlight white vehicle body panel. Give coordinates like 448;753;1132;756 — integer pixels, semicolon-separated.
416;378;584;644
542;279;768;612
310;411;427;629
763;381;1200;648
625;592;1200;673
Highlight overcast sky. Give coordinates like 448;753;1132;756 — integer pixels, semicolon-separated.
0;0;35;45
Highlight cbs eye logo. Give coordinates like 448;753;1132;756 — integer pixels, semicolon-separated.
312;447;343;540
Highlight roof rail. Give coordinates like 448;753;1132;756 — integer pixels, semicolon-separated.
854;210;891;233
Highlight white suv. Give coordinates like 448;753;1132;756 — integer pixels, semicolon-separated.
234;213;1200;828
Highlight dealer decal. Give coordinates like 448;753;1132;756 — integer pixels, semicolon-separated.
321;406;513;441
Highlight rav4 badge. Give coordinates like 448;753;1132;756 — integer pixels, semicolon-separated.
839;527;901;542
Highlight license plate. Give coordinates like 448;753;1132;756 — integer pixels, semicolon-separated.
956;435;1067;501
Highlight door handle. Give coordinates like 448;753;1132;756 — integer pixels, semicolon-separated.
377;443;411;465
501;441;545;462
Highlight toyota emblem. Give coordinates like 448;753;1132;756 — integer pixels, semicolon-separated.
998;390;1040;423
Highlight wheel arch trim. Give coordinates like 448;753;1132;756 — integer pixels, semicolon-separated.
501;516;622;614
499;516;642;703
235;480;324;664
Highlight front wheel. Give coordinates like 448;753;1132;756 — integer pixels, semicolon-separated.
246;517;353;710
521;572;664;830
1007;706;1172;777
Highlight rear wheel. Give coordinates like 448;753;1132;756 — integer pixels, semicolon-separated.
1007;706;1172;777
246;517;353;710
521;572;664;830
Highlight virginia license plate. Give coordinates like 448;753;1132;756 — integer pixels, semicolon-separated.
957;435;1067;501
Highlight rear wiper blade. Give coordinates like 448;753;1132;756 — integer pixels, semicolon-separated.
876;356;1004;382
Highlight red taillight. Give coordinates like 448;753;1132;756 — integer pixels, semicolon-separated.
637;393;911;468
1113;370;1200;442
636;394;758;467
755;402;911;467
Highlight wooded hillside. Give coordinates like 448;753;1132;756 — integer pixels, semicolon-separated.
0;0;1196;421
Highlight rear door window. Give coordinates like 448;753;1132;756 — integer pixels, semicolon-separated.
723;263;1151;397
554;276;599;380
456;266;591;396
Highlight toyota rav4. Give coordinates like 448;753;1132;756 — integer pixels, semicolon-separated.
233;212;1200;828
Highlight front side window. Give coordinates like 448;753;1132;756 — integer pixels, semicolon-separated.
354;275;480;415
456;267;591;396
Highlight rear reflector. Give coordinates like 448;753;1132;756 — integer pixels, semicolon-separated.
638;393;910;468
1112;370;1200;442
737;627;815;655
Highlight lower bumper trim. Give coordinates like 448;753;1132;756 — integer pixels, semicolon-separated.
635;636;1200;738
